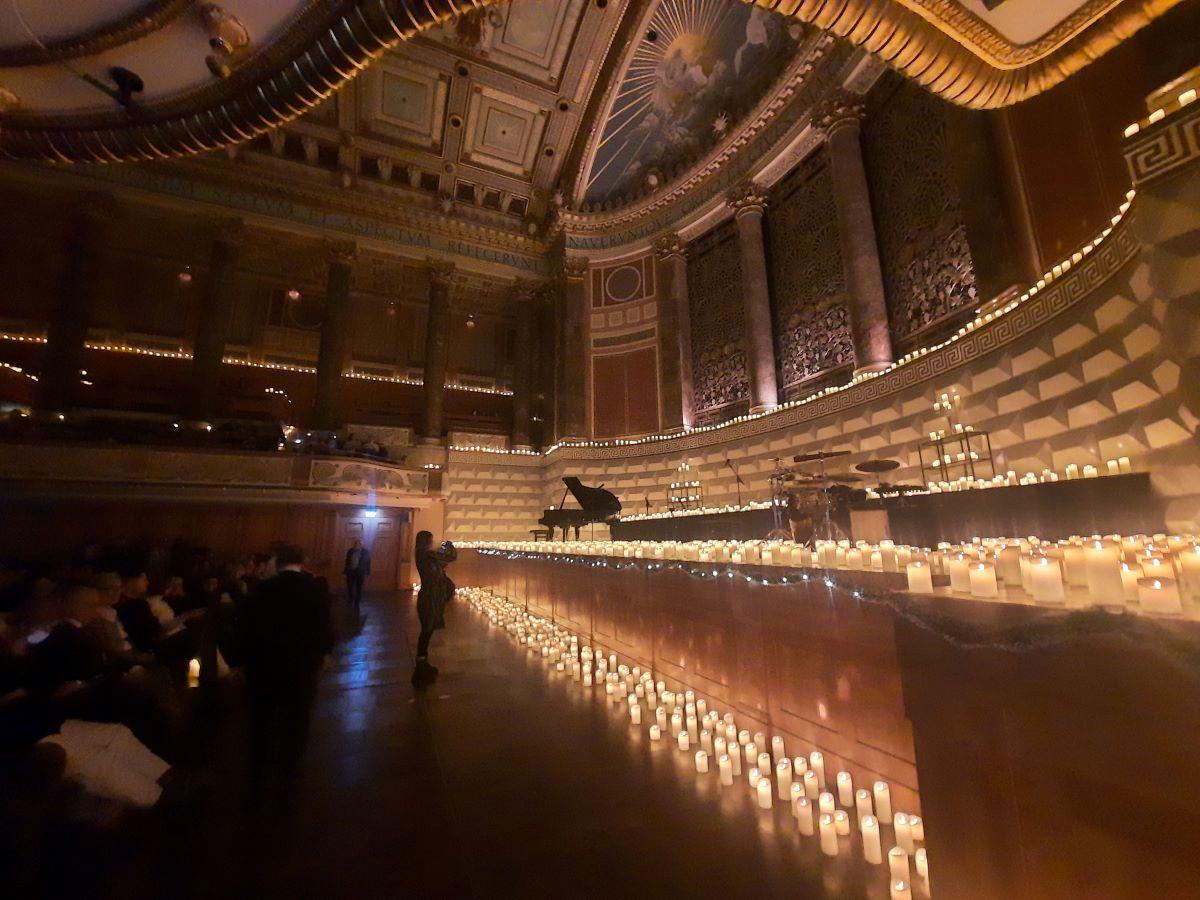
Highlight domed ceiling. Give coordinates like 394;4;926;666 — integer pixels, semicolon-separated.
580;0;804;207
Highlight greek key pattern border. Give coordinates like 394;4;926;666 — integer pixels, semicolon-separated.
1126;107;1200;187
555;216;1139;462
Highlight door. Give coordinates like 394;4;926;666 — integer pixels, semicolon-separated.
337;512;403;593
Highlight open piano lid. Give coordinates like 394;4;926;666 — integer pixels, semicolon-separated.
562;476;621;518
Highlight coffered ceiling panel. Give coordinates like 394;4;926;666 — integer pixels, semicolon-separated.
360;59;449;151
461;87;547;178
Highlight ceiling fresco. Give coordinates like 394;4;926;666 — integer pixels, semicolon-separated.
582;0;803;206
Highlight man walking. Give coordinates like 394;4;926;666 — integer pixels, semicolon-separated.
239;544;333;811
343;538;371;613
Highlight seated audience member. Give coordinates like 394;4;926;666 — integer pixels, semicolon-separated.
114;571;165;654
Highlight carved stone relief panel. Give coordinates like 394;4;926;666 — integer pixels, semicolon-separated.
864;80;979;344
766;152;853;392
686;220;750;421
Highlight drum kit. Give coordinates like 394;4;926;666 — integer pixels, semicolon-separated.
767;451;922;543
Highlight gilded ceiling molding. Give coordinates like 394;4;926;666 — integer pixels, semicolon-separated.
726;181;768;218
652;234;686;261
0;0;196;67
562;255;590;279
0;0;1183;163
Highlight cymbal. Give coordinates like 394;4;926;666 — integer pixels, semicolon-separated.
793;450;851;463
855;459;901;474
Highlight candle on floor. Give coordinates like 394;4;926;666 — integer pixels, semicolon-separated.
890;879;911;900
874;782;893;821
695;751;709;774
714;736;727;761
968;561;999;598
771;735;786;763
748;767;761;788
946;554;971;592
1030;556;1065;603
677;730;690;752
718;754;733;785
810;751;826;789
730;748;742;776
776;759;793;800
856;788;873;823
649;724;661;741
836;771;854;807
726;723;738;744
1084;541;1125;604
757;777;773;809
793;756;808;778
738;729;750;746
629;705;642;725
1139;577;1183;614
803;769;820;800
818;814;838;856
895;813;915;853
915;848;929;886
696;699;708;718
889;846;911;882
834;809;850;836
818;792;836;815
906;561;934;593
656;707;667;731
795;796;814;835
745;742;758;766
862;815;883;863
701;730;713;755
757;752;772;776
753;730;766;750
909;815;925;842
187;658;201;688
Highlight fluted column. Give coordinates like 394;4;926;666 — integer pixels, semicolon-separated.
420;260;454;442
653;234;694;430
727;182;779;410
186;219;243;422
38;195;111;414
510;280;536;449
557;256;588;441
817;96;894;374
312;241;356;430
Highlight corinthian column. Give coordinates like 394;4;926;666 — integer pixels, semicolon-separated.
420;260;454;443
510;280;536;449
653;234;694;430
727;181;779;410
557;256;589;441
816;95;894;374
312;241;356;430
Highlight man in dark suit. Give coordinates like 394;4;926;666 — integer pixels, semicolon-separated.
238;544;333;809
342;538;371;613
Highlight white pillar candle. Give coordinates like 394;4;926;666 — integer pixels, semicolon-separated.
836;771;854;807
862;815;883;863
1084;541;1124;604
656;707;667;731
809;751;826;789
748;767;761;788
890;879;911;900
714;736;727;760
894;812;915;853
737;729;750;746
1118;456;1132;473
757;752;772;775
700;729;712;755
718;754;733;785
627;693;637;707
671;712;682;735
855;788;873;823
968;561;999;598
818;814;838;855
915;848;929;892
756;777;773;809
874;782;893;821
1030;556;1065;603
629;705;642;725
1063;544;1088;586
1139;577;1183;614
789;781;803;812
695;751;709;774
795;797;814;835
753;730;766;750
677;730;690;752
793;756;808;777
1107;459;1120;475
834;809;850;836
730;747;742;776
776;759;793;800
909;815;925;842
771;735;786;763
888;846;911;882
649;724;661;741
803;769;820;800
744;742;758;765
906;561;934;593
696;699;707;718
726;723;738;744
818;792;836;815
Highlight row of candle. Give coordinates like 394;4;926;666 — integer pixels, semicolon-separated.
923;457;1132;494
461;587;932;898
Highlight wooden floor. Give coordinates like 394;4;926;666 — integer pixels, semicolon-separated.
49;592;888;899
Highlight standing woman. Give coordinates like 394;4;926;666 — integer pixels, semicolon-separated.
413;530;456;686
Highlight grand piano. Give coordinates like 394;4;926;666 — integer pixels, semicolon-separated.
537;476;622;540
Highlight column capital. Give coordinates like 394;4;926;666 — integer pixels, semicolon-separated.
324;240;357;266
425;258;455;286
727;181;767;219
653;233;687;261
812;91;865;137
510;277;542;303
562;255;589;280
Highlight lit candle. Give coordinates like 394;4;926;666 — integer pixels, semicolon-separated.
834;809;850;836
718;754;733;785
756;777;774;809
855;788;873;823
809;751;826;789
915;848;930;893
701;730;713;756
1139;577;1183;614
836;771;854;807
803;769;819;800
862;815;883;863
744;741;758;766
656;707;667;731
818;814;838;855
795;797;814;835
1118;456;1132;474
1030;556;1065;603
1106;459;1120;475
894;812;915;853
677;730;690;752
649;724;661;741
726;723;738;744
1084;541;1124;604
776;759;793;800
630;705;642;725
187;658;201;688
695;751;709;774
686;715;699;741
890;879;911;900
713;736;726;760
874;781;893;821
946;554;971;592
888;846;911;882
906;561;934;593
729;747;742;776
771;734;786;763
738;729;750;746
968;561;999;598
909;815;925;843
818;791;836;815
748;767;761;788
